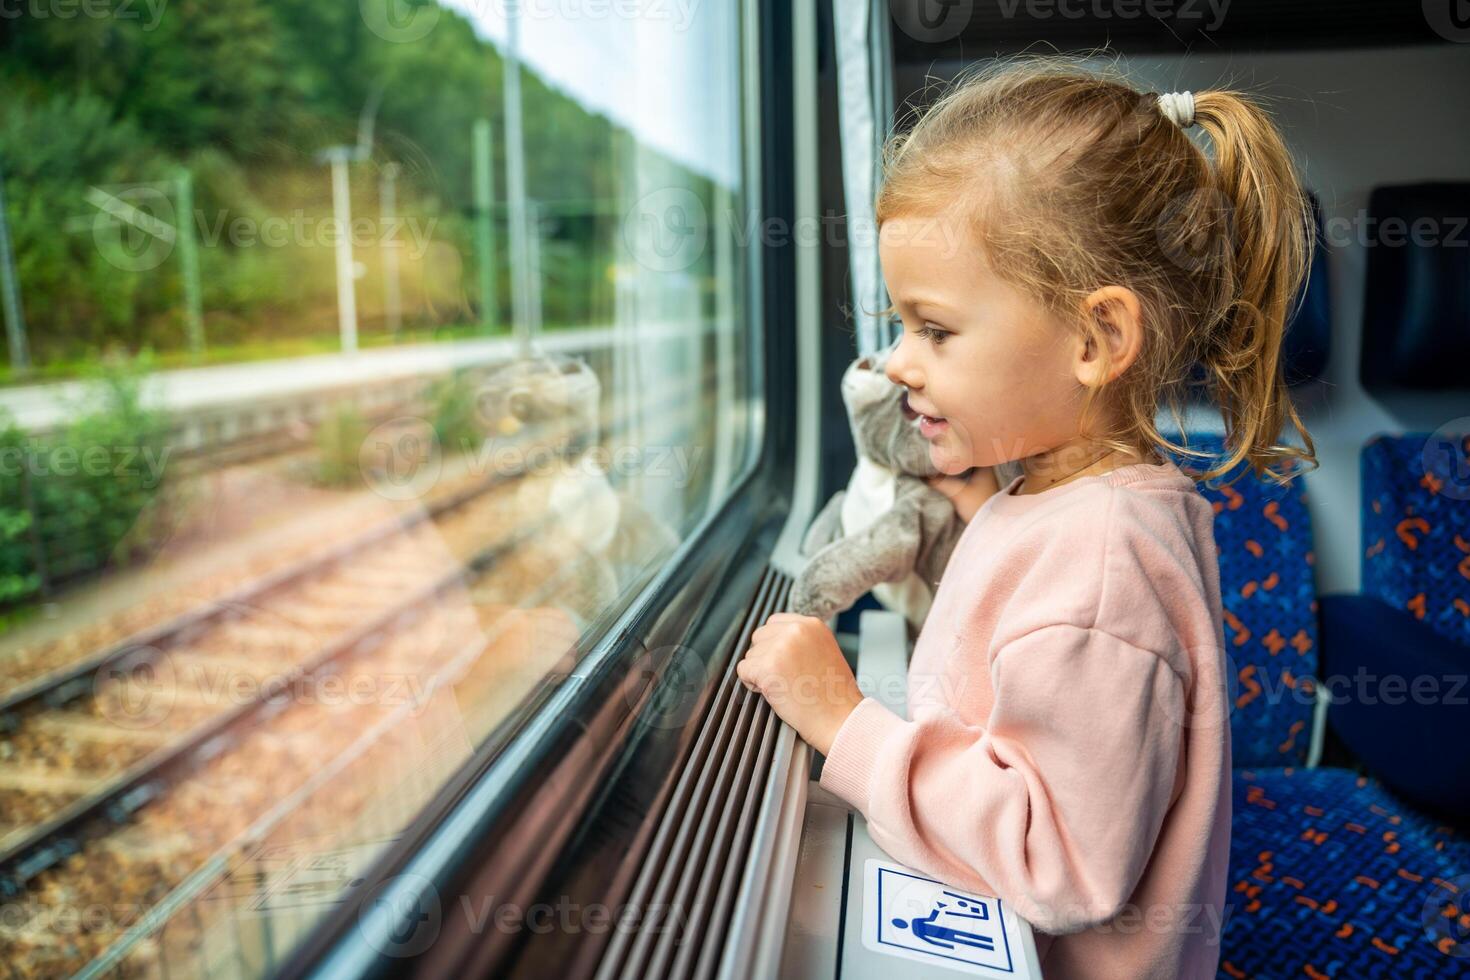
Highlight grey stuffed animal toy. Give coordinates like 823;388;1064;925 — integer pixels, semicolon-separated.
790;342;970;632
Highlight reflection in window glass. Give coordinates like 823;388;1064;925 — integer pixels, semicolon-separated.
0;1;756;974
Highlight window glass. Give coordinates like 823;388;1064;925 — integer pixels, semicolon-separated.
0;1;756;973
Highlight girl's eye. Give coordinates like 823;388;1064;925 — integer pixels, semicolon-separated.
917;324;950;345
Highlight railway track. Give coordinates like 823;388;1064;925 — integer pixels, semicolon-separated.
0;353;720;975
0;441;528;865
5;512;589;978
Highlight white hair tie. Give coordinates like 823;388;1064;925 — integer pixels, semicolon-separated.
1157;91;1196;128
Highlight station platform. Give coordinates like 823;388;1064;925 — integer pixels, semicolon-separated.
0;331;594;433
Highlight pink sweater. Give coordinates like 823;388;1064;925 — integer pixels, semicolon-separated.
820;460;1233;980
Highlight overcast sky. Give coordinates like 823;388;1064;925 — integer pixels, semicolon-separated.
441;0;742;189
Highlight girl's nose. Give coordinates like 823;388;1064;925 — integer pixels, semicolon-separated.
884;334;921;389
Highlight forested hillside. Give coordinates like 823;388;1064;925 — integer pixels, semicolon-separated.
0;1;700;367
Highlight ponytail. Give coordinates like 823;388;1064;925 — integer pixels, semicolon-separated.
1191;91;1317;484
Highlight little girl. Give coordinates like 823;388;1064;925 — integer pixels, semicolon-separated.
737;58;1317;979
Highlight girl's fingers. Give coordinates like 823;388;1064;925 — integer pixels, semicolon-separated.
735;657;760;692
750;619;793;642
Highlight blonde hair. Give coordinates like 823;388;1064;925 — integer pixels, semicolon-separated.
875;56;1317;484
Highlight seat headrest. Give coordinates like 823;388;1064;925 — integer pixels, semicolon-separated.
1361;182;1470;392
1283;191;1331;386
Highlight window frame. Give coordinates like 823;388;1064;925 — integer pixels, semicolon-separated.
274;0;799;973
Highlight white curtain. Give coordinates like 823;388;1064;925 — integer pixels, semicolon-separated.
833;0;897;356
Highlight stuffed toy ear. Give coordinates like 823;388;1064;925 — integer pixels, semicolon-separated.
479;353;601;456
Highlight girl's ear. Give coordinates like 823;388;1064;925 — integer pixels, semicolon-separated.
1073;285;1144;389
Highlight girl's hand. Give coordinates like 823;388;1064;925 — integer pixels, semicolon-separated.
737;613;865;756
924;466;1001;523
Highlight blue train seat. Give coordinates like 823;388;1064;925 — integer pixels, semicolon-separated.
1181;439;1470;977
1310;436;1470;830
1283;190;1332;386
1361;433;1470;649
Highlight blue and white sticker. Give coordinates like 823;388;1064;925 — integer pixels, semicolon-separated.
861;858;1036;977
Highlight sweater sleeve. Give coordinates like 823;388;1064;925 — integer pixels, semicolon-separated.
818;623;1185;934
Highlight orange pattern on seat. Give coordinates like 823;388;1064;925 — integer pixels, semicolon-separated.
1396;516;1429;549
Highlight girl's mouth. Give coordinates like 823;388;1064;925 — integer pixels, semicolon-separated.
899;392;919;421
918;414;949;439
900;390;948;437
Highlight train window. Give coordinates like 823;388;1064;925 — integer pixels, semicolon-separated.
0;1;759;975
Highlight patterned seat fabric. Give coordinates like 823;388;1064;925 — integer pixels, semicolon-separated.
1362;433;1470;648
1166;439;1470;976
1222;767;1470;978
1185;439;1319;768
